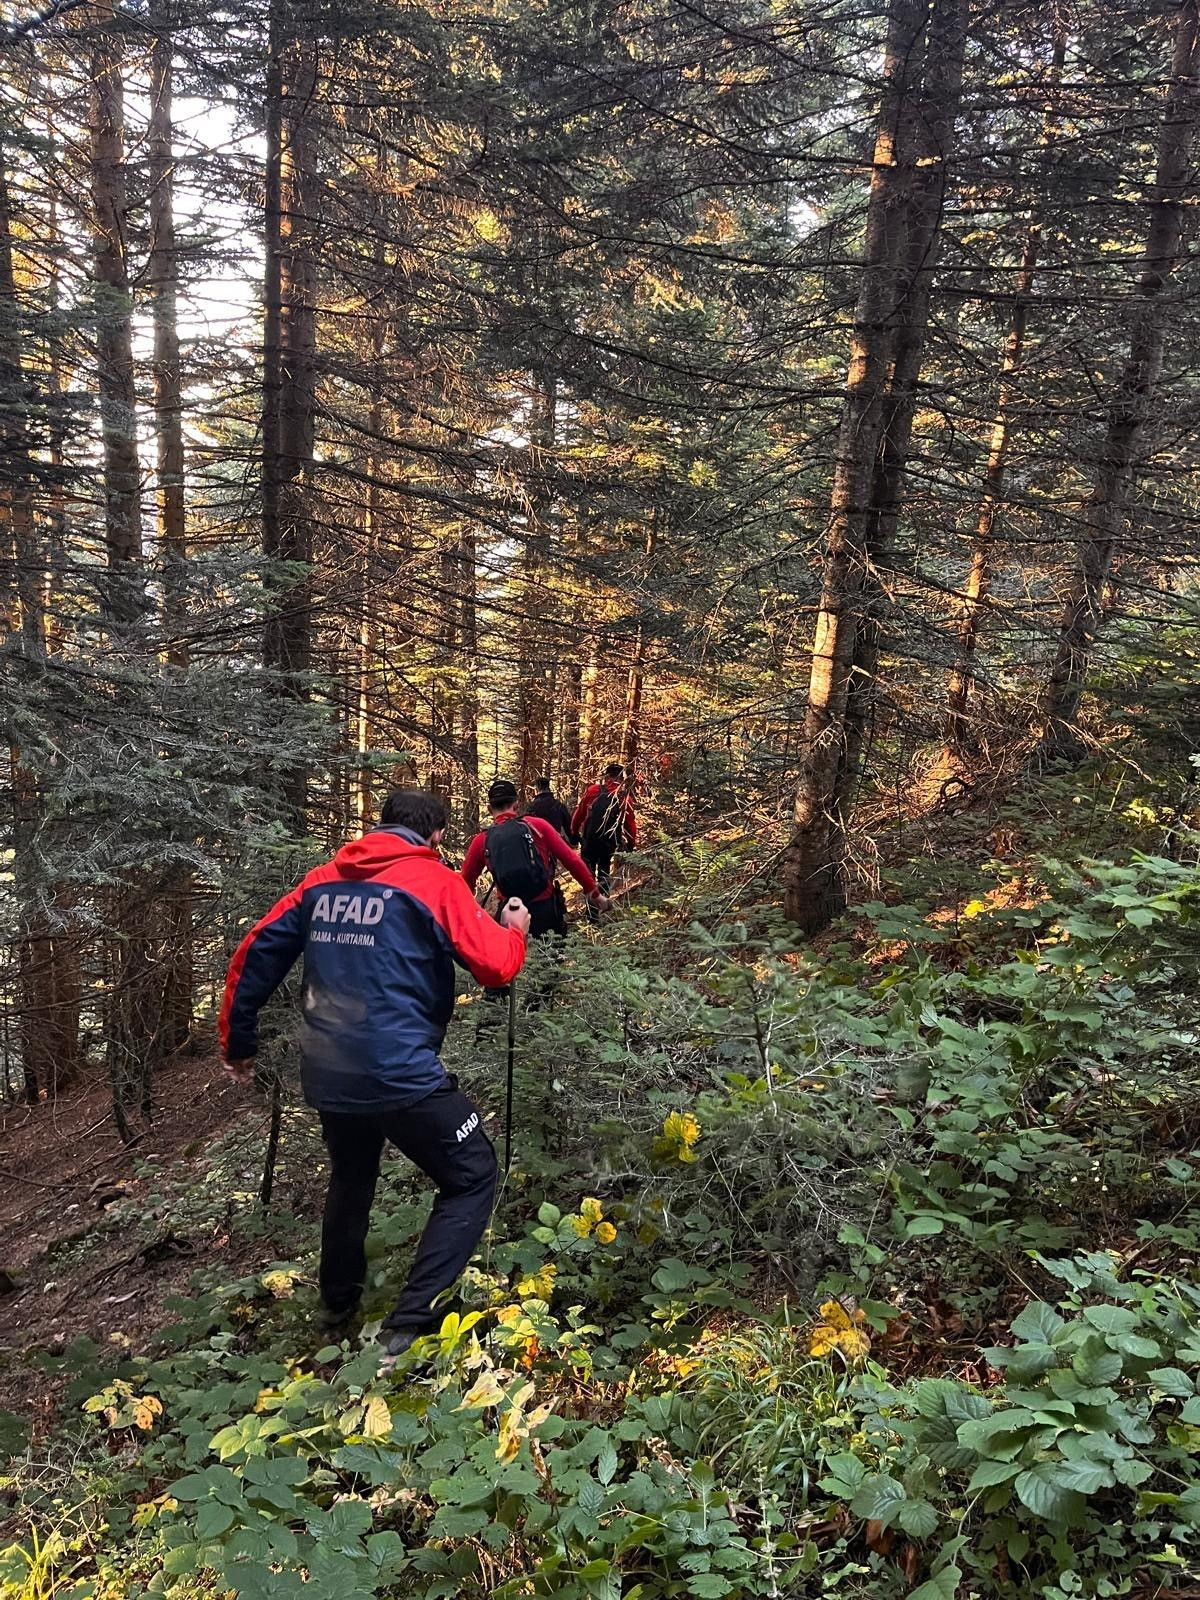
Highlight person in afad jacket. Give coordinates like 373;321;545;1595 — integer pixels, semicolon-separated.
220;788;530;1362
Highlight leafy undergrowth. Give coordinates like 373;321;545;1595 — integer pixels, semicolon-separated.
3;834;1200;1600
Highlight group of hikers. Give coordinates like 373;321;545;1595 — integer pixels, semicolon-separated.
219;763;638;1362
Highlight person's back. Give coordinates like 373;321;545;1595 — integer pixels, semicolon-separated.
524;778;573;840
224;826;520;1113
220;788;529;1364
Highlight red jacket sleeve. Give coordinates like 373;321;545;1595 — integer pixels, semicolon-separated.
534;818;598;895
571;784;598;838
436;872;527;988
461;831;487;892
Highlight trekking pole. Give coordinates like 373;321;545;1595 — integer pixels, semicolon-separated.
260;1067;282;1207
504;978;517;1175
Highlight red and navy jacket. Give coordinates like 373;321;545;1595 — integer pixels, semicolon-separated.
219;828;526;1113
461;811;599;903
571;781;637;848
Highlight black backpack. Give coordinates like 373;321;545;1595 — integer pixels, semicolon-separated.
582;787;627;853
484;819;551;903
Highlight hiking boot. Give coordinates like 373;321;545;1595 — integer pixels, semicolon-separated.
377;1325;433;1375
317;1300;360;1336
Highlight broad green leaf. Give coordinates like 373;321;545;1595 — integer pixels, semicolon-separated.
909;1566;961;1600
967;1459;1020;1492
850;1474;907;1526
1015;1463;1085;1524
1010;1302;1066;1345
896;1498;939;1539
1150;1368;1194;1398
1082;1305;1138;1335
1056;1459;1115;1494
905;1215;945;1238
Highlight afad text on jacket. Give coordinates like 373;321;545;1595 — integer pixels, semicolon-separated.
219;829;526;1114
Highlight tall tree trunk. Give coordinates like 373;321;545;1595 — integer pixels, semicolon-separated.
1039;0;1200;756
0;150;56;1105
149;9;193;1055
780;0;935;932
620;513;659;774
838;0;967;797
458;525;480;834
945;20;1066;756
90;18;142;624
262;4;318;826
90;14;158;1135
517;371;555;795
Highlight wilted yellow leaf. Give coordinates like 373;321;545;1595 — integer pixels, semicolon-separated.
580;1197;604;1224
363;1394;393;1438
595;1222;617;1245
459;1371;507;1410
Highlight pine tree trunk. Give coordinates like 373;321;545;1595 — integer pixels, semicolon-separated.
517;372;555;795
621;515;658;774
838;0;967;797
780;0;934;932
262;4;318;826
1039;0;1200;757
458;525;480;834
149;10;193;1055
90;20;142;623
945;22;1066;756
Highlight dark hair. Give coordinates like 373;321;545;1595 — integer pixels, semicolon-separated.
605;762;625;780
487;778;518;811
535;775;551;791
380;788;448;839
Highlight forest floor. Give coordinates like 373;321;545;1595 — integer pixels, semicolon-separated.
0;1051;302;1425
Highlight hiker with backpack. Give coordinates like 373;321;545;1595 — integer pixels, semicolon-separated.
571;762;637;921
462;779;610;947
522;775;574;841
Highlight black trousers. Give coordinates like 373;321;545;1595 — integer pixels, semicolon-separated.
582;848;614;921
318;1079;497;1331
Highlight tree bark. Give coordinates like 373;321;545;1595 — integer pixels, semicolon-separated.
517;371;556;795
620;513;659;775
148;7;193;1056
263;3;318;826
1039;0;1200;756
780;0;936;932
89;16;142;625
945;21;1066;756
458;524;480;834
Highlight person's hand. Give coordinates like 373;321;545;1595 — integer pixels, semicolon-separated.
589;893;612;913
501;897;531;937
223;1057;255;1085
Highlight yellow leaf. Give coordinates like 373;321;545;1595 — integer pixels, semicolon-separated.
496;1409;523;1464
818;1300;853;1330
580;1197;604;1224
836;1328;871;1361
570;1214;593;1237
595;1222;617;1245
809;1326;839;1357
363;1394;393;1438
459;1372;507;1410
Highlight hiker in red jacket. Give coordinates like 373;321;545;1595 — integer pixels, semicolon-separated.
572;762;637;919
462;778;609;942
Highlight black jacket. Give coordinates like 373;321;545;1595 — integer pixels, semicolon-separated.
524;790;574;840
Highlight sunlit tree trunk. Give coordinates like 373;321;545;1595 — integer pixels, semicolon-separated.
780;0;933;932
1040;0;1200;756
458;525;480;834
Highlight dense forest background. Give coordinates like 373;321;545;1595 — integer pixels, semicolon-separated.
3;0;1198;1117
2;2;1200;1597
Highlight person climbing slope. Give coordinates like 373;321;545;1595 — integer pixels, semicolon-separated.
522;774;574;841
219;788;530;1362
572;761;637;919
462;778;609;944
